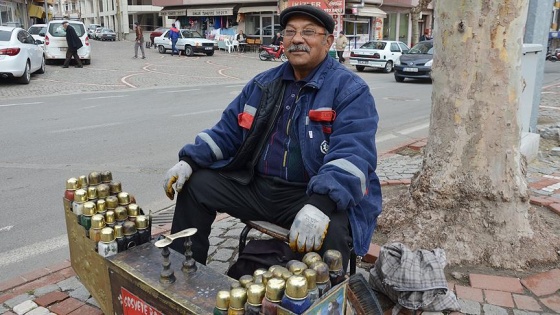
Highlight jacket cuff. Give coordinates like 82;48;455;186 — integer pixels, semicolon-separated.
307;194;337;217
179;156;200;172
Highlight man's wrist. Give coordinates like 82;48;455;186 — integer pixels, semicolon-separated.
307;194;336;216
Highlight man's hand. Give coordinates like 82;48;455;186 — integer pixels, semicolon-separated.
163;161;193;200
289;204;330;253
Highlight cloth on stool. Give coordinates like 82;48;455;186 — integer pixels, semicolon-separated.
368;242;460;314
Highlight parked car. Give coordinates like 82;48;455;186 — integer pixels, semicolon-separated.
27;23;47;50
394;40;433;82
349;40;409;73
98;28;116;41
44;20;91;65
154;29;215;56
150;27;168;45
93;27;103;40
0;26;45;84
87;23;101;39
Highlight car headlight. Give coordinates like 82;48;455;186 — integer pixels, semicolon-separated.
425;59;433;67
395;57;401;65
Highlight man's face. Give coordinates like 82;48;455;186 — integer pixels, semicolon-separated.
62;23;68;30
283;16;334;72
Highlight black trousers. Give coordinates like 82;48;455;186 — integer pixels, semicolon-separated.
170;169;352;270
336;50;345;63
63;48;82;67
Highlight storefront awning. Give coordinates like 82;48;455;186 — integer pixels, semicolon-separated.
351;6;387;18
187;6;234;17
28;4;45;19
238;6;278;14
159;9;187;17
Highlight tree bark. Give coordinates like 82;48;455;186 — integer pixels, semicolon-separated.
383;0;560;268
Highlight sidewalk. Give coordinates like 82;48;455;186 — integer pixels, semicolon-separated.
0;138;559;314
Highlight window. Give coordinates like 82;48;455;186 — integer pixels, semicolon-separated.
390;43;400;52
0;29;10;41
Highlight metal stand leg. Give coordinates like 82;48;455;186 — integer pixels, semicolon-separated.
239;225;252;253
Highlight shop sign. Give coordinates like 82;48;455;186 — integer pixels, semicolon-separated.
120;287;163;315
159;9;186;17
187;8;233;17
287;0;345;14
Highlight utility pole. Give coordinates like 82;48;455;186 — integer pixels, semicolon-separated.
43;0;49;23
115;0;122;41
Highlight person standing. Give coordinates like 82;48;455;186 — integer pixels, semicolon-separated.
335;31;348;63
169;23;180;56
62;21;83;68
133;22;146;59
163;5;382;272
174;18;181;30
419;29;432;42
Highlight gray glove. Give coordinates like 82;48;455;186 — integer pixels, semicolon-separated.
289;204;330;252
163;161;193;200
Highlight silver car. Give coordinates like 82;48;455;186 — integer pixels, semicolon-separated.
0;26;45;84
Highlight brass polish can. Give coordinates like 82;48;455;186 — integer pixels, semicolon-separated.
105;210;116;226
303;269;318;290
323;249;343;272
96;199;107;214
215;290;230;312
73;189;88;203
286;260;299;271
109;181;122;195
281;270;293;281
239;275;254;288
100;227;115;243
271;266;289;279
135;215;150;245
268;265;282;274
285;275;308;300
105;195;118;210
88;171;101;186
100;170;113;183
65;177;78;190
86;186;98;201
246;283;265;305
82;201;97;216
253;268;267;278
228;287;247;310
114;206;128;222
96;183;110;199
127;204;140;221
265;278;285;302
122;221;137;235
77;175;88;189
91;214;106;229
230;281;241;290
302;252;322;267
288;261;308;276
310;261;330;284
117;192;130;206
253;274;263;284
262;271;273;287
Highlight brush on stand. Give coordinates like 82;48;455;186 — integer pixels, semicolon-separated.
347;273;383;315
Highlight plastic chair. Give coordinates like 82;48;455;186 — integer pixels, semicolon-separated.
231;38;239;52
224;38;234;53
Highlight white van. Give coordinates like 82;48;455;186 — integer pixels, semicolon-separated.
44;20;91;64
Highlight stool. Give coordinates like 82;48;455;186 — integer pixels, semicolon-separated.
238;220;357;275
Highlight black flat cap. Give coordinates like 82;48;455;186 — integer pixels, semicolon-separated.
280;5;335;34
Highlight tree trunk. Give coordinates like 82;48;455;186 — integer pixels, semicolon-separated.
410;0;432;46
383;0;559;268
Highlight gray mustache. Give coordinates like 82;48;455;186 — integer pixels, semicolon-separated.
287;45;311;53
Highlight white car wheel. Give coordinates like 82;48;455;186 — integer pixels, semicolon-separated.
35;56;46;74
18;62;31;84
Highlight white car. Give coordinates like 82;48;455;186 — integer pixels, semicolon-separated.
154;29;215;56
0;26;45;84
349;40;410;73
27;24;47;49
44;20;91;65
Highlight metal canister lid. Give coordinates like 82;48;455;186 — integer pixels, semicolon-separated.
228;287;247;310
215;290;230;311
239;275;254;288
117;192;130;205
281;270;293;281
265;278;285;302
303;269;317;290
88;171;101;186
105;210;115;224
285;275;308;300
127;204;140;217
82;201;96;216
323;249;343;272
135;215;148;229
96;199;107;213
100;227;115;243
77;175;88;189
303;252;322;267
87;186;98;200
271;266;289;279
230;281;241;290
74;189;88;203
288;261;308;275
262;271;273;287
253;268;267;278
109;181;122;195
246;283;265;306
97;183;110;199
114;224;124;238
310;261;330;284
114;206;128;221
65;178;78;190
105;196;118;209
122;220;137;236
100;170;113;183
91;214;106;229
268;265;282;274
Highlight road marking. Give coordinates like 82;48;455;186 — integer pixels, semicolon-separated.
376;123;429;143
0;235;68;268
0;225;13;232
156;89;200;94
50;122;123;133
0;102;43;108
400;122;430;134
540;106;560;110
376;134;398;143
172;109;223;117
83;95;128;100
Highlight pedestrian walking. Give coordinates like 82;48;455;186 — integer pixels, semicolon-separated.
335;31;348;63
163;5;382;272
133;22;146;59
62;21;83;68
419;29;432;42
169;23;181;56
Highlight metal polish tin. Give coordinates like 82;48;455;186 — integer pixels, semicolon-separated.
228;287;247;310
77;175;88;189
215;290;230;311
88;171;101;186
302;252;322;267
246;283;265;305
105;195;118;210
109;181;122;195
117;192;130;206
96;183;110;199
100;170;113;183
285;275;308;300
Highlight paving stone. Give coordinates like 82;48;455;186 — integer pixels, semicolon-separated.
521;269;560;296
208;245;218;256
0;305;8;313
57;277;82;292
484;289;514;308
481;304;508;315
206;261;229;275
455;285;484;303
68;285;91;302
67;303;104;315
209;236;224;246
512;294;543;312
513;310;540;315
220;239;240;249
209;227;226;237
469;274;524;293
4;293;34;308
85;297;100;309
211;248;234;262
33;284;60;297
224;228;245;238
48;297;84;315
34;291;69;307
540;294;560;313
457;298;481;315
13;300;37;315
26;306;51;315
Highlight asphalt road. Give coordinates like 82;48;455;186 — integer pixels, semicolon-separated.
1;39;557;282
